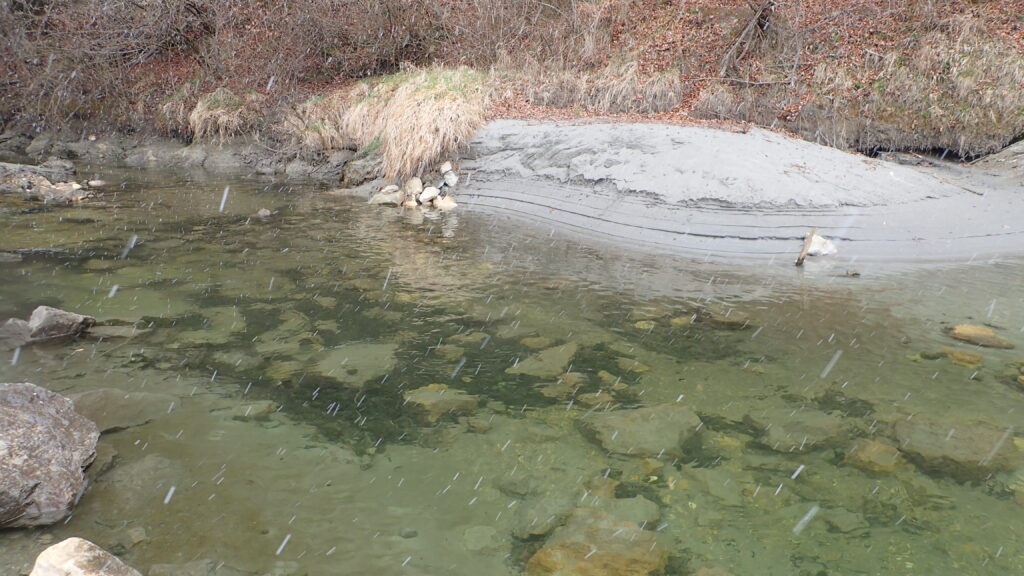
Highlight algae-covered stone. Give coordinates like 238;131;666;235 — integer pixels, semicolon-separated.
177;306;246;345
507;343;578;379
895;418;1020;480
316;343;398;387
579;404;702;458
71;388;176;432
520;336;554;350
526;508;667;576
587;495;661;527
434;344;464;361
616;357;649;373
844;438;905;474
403;384;479;424
745;407;848;453
632;320;656;331
670;315;694;328
947;324;1015;349
513;493;575;539
941;347;983;369
577;391;615;407
231;400;279;421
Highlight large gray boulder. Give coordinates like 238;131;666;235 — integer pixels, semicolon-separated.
29;537;142;576
1;383;99;527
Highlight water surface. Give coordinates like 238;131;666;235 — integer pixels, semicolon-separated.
2;168;1023;575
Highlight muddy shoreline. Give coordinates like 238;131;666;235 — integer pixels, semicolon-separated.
3;120;1022;265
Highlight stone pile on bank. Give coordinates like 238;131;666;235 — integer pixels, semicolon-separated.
369;161;459;210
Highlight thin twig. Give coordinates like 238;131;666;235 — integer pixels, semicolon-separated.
682;77;790;86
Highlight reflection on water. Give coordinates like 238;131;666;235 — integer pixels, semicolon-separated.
2;168;1024;576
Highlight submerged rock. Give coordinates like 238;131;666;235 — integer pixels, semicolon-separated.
1;383;99;527
149;559;250;576
941;347;983;369
369;186;403;206
520;336;554;350
586;495;661;527
433;194;457;211
315;342;398;387
579;404;702;458
513;493;576;539
403;383;479;424
745;407;848;453
526;508;668;576
947;324;1015;349
844;437;905;474
29;538;142;576
895;418;1020;481
506;343;579;379
85;324;151;340
70;388;177;432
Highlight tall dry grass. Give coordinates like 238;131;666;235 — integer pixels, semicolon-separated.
188;88;259;142
520;57;683;114
284;66;488;181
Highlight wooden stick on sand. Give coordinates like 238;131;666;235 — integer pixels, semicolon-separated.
795;227;816;267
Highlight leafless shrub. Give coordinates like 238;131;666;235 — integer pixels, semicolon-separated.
3;0;212;128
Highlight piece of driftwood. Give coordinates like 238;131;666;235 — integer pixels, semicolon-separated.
795;227;816;266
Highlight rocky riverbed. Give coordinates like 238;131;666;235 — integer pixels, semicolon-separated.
1;165;1024;576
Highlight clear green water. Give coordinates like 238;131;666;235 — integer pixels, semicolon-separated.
2;168;1024;576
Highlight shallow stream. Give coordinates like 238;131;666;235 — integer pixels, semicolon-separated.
2;168;1023;576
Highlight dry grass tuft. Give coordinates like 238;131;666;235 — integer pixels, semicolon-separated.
523;57;683;114
188;88;260;143
281;91;354;156
283;66;488;180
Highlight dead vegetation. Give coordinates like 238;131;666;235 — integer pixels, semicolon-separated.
188;88;260;143
691;0;1024;156
518;57;683;114
3;0;1022;158
284;66;488;180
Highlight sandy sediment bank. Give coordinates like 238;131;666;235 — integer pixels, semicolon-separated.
459;120;1024;264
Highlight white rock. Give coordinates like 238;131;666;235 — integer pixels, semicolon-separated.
86;180;107;188
418;186;440;204
30;537;143;576
379;184;400;194
439;161;453;173
434;195;458;211
256;208;272;218
443;171;459;187
807;234;837;256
